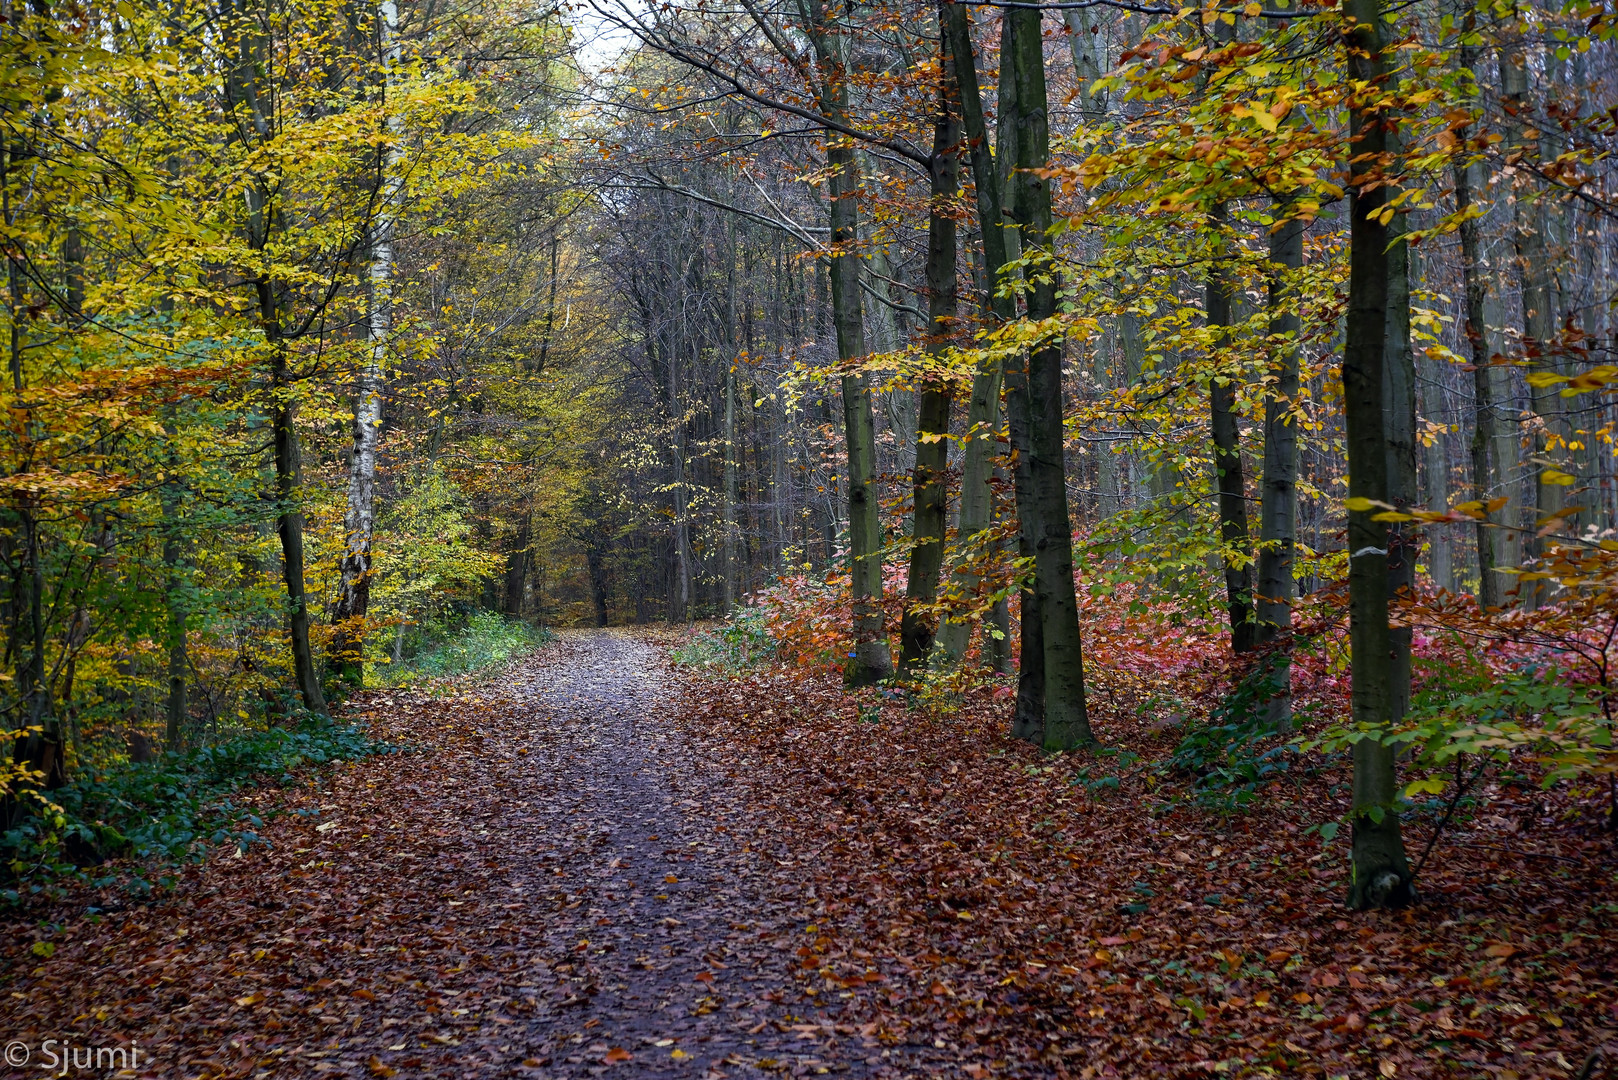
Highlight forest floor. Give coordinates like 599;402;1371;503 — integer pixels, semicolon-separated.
1;629;1615;1079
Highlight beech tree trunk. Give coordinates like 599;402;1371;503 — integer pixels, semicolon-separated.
1007;3;1093;750
806;0;892;684
1384;198;1417;728
900;31;959;672
1207;204;1255;656
1342;0;1411;910
942;0;1036;718
936;1;1009;672
1454;152;1503;608
162;473;189;749
1256;213;1302;728
1502;33;1563;604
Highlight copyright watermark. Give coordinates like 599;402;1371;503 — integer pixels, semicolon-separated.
4;1040;142;1074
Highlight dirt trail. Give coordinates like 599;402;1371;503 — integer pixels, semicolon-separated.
487;630;890;1076
0;631;911;1079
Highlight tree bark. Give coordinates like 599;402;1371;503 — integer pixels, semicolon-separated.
1502;31;1564;598
1256;213;1302;728
1384;197;1418;728
806;0;893;684
1207;204;1255;656
1007;3;1093;750
271;340;328;715
162;474;189;750
900;25;959;673
936;2;1010;671
330;0;396;681
1454;152;1504;607
1342;0;1411;909
503;512;531;617
723;358;739;613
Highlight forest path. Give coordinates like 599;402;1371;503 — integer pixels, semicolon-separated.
0;630;903;1080
469;629;892;1078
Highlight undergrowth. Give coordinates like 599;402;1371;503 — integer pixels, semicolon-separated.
671;606;776;673
1;714;393;905
375;611;553;687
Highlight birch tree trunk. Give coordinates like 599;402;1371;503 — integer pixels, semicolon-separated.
331;0;400;687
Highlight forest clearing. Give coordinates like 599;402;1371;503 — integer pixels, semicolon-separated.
0;0;1616;1074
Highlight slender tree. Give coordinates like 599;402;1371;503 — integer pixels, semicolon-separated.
1341;0;1412;909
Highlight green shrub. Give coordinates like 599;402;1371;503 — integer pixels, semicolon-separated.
671;607;776;673
1;715;393;904
375;611;552;687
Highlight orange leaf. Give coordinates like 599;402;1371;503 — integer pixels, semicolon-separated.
604;1047;633;1064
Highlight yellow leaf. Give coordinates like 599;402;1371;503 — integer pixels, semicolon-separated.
1542;468;1576;486
1251;108;1278;133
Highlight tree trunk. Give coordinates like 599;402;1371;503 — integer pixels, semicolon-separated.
1207;204;1255;655
162;479;189;750
330;0;399;688
1256;213;1302;728
503;512;531;617
1007;3;1094;750
723;359;739;613
900;27;960;673
271;341;328;715
1502;33;1564;597
805;0;893;684
586;545;610;627
942;0;1038;720
1384;197;1418;728
1342;0;1411;909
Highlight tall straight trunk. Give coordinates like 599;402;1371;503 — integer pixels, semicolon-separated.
161;476;189;749
1384;196;1418;728
503;512;530;617
900;28;960;673
943;0;1038;713
5;148;58;781
1455;161;1504;606
723;361;739;613
1061;5;1105;121
1423;407;1455;591
1342;0;1411;909
806;0;892;684
1007;3;1093;750
1256;213;1302;727
330;0;399;687
1207;204;1255;655
1501;34;1564;577
937;2;1010;671
270;340;327;715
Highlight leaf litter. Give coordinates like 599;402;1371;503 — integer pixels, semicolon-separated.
0;628;1613;1079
